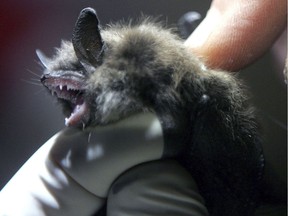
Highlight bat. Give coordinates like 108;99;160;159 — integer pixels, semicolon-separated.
38;7;264;216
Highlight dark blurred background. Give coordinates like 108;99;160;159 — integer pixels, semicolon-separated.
0;0;286;205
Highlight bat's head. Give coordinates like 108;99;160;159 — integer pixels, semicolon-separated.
39;8;187;128
39;8;105;128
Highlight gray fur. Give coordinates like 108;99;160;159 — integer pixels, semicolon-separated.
40;9;264;216
44;20;244;126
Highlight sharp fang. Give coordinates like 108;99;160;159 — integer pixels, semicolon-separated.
60;85;63;90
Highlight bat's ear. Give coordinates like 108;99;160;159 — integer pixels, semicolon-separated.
36;49;51;68
72;7;104;67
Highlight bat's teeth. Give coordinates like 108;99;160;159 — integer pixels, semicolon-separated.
67;85;74;91
60;85;63;90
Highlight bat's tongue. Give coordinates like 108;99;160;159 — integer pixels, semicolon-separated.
65;101;90;127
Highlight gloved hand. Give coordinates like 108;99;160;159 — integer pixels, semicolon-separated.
0;113;208;216
105;159;209;216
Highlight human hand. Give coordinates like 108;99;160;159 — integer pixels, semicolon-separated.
0;112;209;216
185;0;287;71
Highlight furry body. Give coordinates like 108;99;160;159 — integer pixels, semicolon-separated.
40;8;264;216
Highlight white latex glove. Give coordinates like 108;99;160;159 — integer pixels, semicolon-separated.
0;113;164;216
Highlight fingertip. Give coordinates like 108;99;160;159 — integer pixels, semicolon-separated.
184;7;220;50
185;0;287;71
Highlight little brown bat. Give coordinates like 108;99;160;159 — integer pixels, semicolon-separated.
39;8;264;216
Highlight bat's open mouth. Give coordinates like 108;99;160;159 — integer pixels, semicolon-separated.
41;74;90;127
